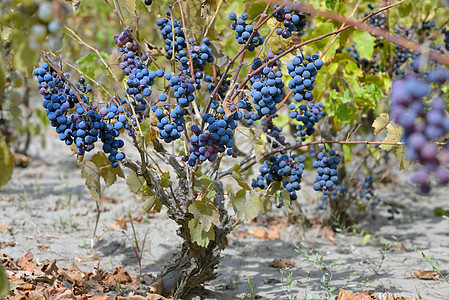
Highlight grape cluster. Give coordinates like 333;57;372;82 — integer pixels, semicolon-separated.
229;12;264;51
33;63;125;167
287;53;323;102
179;38;214;75
185;109;241;166
312;149;341;196
316;183;347;210
273;3;307;39
390;72;449;193
156;9;187;59
252;154;306;207
204;73;230;100
289;102;324;143
261;118;288;149
365;4;386;29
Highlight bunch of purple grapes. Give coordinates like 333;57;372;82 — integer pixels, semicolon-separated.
390;72;449;193
289;102;324;143
33;64;125;167
273;2;307;39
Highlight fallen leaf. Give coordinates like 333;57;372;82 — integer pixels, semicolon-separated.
149;277;163;294
40;261;58;275
37;245;49;250
0;241;15;248
411;270;440;280
323;226;336;244
13;153;31;167
269;258;295;269
0;224;7;233
336;289;373;300
112;267;132;284
248;227;279;240
111;215;128;230
23;172;42;178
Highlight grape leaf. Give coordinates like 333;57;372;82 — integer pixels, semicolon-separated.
393;145;412;170
226;185;262;221
188;200;220;232
91;152;125;188
0;139;14;188
0;263;8;297
353;31;375;60
184;0;203;40
81;161;101;201
143;195;162;212
188;219;215;247
231;164;250;190
126;171;146;193
249;128;265;163
194;174;216;198
113;0;136;26
372;113;389;135
380;123;402;151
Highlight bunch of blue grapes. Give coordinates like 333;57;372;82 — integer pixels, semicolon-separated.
33;64;125;167
273;2;307;39
289;102;324;143
185;108;241;166
114;27;165;136
287;53;323;102
156;9;187;59
390;72;449;193
316;183;347;210
261;117;288;149
337;45;380;73
312;149;341;196
178;38;214;75
252;153;306;207
365;4;386;29
152;104;185;143
228;12;264;51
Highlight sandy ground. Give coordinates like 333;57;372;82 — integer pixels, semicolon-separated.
1;129;449;300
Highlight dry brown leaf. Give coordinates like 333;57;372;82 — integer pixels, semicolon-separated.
0;223;7;233
336;289;373;300
111;215;128;230
269;258;295;269
149;277;163;294
411;270;440;280
91;295;115;300
323;226;336;244
13;153;31;167
0;240;15;248
375;292;418;300
248;227;279;240
37;245;49;250
23;172;43;178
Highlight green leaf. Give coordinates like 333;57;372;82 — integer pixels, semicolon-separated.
352;31;375;60
380;123;402;151
143;195;162;212
113;0;136;25
126;171;146;193
372;113;389;135
231;164;250;190
335;104;354;123
249;128;265;163
0;139;14;188
0;262;9;296
342;144;352;162
310;22;333;49
81;161;101;201
160;172;170;188
188;200;220;231
398;2;412;17
325;0;338;11
194;174;217;198
91;152;125;188
188;219;215;247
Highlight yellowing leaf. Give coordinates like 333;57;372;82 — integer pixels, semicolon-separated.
380;122;402;151
113;0;136;25
91;152;125;188
81;161;101;201
0;139;14;188
393;145;412;170
227;185;263;221
188;200;220;231
372;113;389;135
0;263;8;296
231;164;250;190
188;219;215;247
126;171;146;193
249;128;265;162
